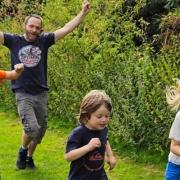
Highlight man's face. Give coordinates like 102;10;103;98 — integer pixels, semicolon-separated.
24;17;42;42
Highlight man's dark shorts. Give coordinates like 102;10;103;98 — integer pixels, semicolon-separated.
16;92;48;144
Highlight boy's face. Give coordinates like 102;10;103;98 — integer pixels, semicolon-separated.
85;104;110;130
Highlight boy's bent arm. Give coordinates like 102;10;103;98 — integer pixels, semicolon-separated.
54;0;90;42
65;137;101;162
106;141;116;170
106;141;114;156
65;144;90;162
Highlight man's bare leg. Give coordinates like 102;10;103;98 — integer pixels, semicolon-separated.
28;140;37;157
22;132;31;148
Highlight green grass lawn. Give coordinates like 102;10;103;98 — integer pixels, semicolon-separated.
0;112;166;180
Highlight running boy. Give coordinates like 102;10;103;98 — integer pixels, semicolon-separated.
165;79;180;179
65;90;116;180
0;63;24;83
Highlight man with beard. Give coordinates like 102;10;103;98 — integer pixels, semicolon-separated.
0;0;90;170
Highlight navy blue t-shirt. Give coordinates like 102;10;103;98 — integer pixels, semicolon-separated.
66;125;108;180
3;33;55;94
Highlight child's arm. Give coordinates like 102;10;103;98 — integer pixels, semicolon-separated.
65;138;101;162
170;139;180;156
0;70;6;84
6;63;24;80
105;140;116;170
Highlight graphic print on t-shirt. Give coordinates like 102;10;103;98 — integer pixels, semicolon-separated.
18;45;41;67
83;147;105;171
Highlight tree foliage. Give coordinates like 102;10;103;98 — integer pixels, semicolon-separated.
0;0;179;154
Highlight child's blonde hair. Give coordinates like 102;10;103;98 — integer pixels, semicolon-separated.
166;79;180;111
78;90;112;125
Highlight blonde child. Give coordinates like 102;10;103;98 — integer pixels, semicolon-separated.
0;63;24;84
165;79;180;179
65;90;116;180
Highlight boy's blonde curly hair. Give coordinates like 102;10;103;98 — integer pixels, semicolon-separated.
166;79;180;111
77;90;112;125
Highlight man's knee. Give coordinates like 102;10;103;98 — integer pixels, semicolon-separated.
24;123;40;139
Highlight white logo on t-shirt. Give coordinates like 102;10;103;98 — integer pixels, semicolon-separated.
18;45;41;67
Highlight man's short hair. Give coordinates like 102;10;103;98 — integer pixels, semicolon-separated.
24;14;43;28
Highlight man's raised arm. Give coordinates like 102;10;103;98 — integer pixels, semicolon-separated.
0;32;4;44
54;0;90;42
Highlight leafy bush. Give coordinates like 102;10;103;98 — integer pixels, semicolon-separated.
0;0;179;155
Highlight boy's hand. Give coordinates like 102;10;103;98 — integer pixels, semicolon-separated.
82;0;90;15
14;63;24;73
106;155;116;170
87;138;101;151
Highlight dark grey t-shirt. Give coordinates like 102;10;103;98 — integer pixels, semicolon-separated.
3;33;55;94
168;111;180;164
66;125;108;180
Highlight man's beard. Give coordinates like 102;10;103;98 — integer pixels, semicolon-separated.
25;31;40;42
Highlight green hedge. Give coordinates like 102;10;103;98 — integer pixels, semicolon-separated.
0;0;179;154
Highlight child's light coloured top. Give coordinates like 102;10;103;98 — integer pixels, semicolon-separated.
168;111;180;165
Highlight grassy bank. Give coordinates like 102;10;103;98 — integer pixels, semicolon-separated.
0;112;165;180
